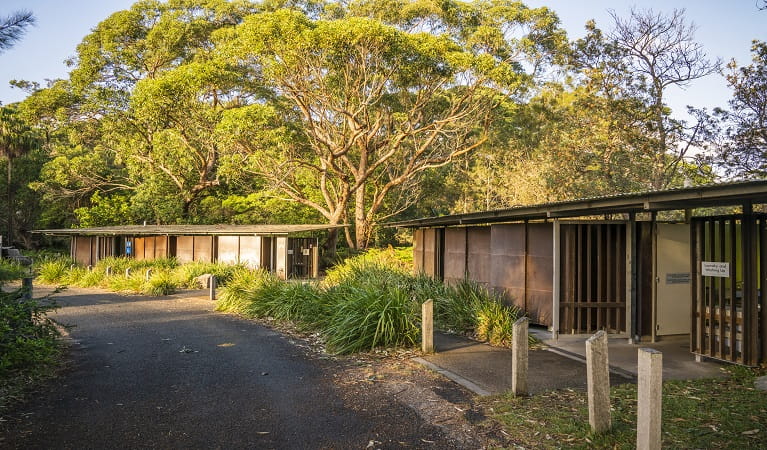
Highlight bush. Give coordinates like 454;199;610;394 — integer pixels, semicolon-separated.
323;285;419;354
174;261;242;288
0;287;61;412
0;259;30;283
35;256;75;284
143;271;177;296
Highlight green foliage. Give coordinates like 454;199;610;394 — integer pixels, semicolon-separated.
323;285;419;354
34;255;75;284
173;260;242;287
487;366;767;449
0;287;61;411
0;259;29;283
217;246;530;353
143;271;177;296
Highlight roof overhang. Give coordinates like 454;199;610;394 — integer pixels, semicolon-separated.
388;180;767;228
33;224;349;237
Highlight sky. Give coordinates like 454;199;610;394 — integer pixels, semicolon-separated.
0;0;765;122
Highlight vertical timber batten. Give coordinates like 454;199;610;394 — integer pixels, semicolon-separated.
627;214;636;343
552;219;561;340
651;213;658;343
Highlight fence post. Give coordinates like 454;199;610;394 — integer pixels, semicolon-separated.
105;266;113;276
511;317;529;396
125;268;131;277
586;330;611;433
637;348;663;450
145;269;153;281
209;275;217;301
421;299;434;353
87;265;93;272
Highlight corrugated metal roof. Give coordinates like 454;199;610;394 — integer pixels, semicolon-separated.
388;180;767;228
34;224;348;236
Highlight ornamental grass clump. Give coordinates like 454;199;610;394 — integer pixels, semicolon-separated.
322;285;419;354
35;256;74;284
143;271;177;296
216;268;279;315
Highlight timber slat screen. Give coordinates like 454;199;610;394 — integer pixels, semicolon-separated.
691;214;766;366
560;223;627;334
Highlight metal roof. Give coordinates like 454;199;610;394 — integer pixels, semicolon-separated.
34;224;348;237
388;180;767;228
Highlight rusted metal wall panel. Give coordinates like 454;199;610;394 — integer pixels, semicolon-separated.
413;229;424;274
467;226;491;285
423;228;436;277
217;236;239;264
490;224;526;309
444;227;467;284
176;236;194;263
154;236;167;259
145;236;156;259
239;236;261;268
134;238;146;261
193;236;213;262
526;223;554;326
74;236;93;266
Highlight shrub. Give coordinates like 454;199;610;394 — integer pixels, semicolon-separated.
174;261;241;288
35;256;75;284
143;271;177;296
216;268;278;314
0;259;30;283
323;285;419;354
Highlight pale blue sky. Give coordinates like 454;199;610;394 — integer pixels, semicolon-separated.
0;1;765;122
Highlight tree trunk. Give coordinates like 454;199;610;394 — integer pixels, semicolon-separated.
354;186;368;249
323;227;339;263
6;156;12;246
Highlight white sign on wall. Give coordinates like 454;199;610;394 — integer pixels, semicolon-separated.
701;261;730;277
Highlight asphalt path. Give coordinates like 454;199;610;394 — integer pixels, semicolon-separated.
1;287;454;449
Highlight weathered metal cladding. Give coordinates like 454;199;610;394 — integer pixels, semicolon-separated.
444;227;467;284
176;236;194;263
413;228;424;274
193;236;214;262
74;236;92;266
489;224;526;310
423;228;437;277
526;223;554;325
467;226;491;285
239;236;261;268
217;236;240;264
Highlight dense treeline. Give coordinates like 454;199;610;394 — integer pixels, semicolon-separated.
1;0;765;251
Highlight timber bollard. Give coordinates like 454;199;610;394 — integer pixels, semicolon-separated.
421;299;434;353
511;317;529;396
145;269;153;281
125;268;131;277
88;265;93;272
586;330;611;433
637;348;663;450
209;275;217;301
22;277;33;301
105;266;113;276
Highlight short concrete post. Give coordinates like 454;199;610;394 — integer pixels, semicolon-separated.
145;269;153;281
511;317;529;396
586;330;611;433
637;348;663;450
87;265;93;272
125;268;131;277
209;275;217;301
70;264;75;271
105;266;113;276
421;299;434;353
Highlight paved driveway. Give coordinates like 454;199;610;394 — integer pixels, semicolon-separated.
1;287;454;449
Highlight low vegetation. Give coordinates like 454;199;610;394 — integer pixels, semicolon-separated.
0;263;61;414
217;247;529;354
484;365;767;449
34;256;243;295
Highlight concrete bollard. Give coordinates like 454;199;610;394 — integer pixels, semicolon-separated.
586;330;611;433
105;266;113;276
511;317;529;396
637;348;663;450
87;265;93;272
145;269;153;281
421;299;434;354
125;268;131;277
209;275;217;301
